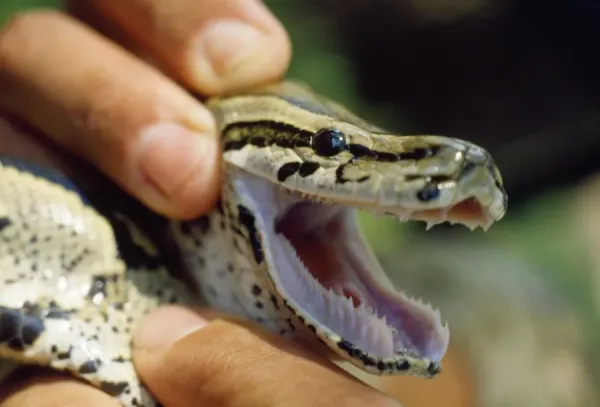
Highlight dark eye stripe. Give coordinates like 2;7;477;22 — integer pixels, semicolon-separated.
347;144;440;162
347;144;376;158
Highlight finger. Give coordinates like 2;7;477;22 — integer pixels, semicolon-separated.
133;306;402;407
0;11;220;219
72;0;291;95
0;367;120;407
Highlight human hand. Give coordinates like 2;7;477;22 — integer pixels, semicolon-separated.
0;1;402;406
0;0;290;219
0;307;401;407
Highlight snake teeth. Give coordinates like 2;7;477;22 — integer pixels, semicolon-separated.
319;281;396;356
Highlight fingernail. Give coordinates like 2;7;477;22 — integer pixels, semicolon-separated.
194;20;268;87
138;122;213;200
134;306;208;350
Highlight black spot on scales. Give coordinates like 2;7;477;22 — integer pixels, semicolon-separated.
360;354;377;367
376;152;400;162
87;275;108;300
428;362;441;376
0;306;45;349
335;160;370;184
251;284;262;296
250;136;268;147
195;216;211;234
398;147;437;161
0;309;22;343
270;294;280;310
0;217;11;232
78;359;100;374
335;163;349;184
298;161;320;177
21;317;44;346
237;205;263;264
223;138;248;151
337;339;358;356
396;360;411;371
347;143;376;158
338;340;377;367
277;162;301;182
45;301;71;319
100;381;129;396
283;299;294;313
56;346;73;360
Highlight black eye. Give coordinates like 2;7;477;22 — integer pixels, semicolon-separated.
416;182;440;202
312;128;346;157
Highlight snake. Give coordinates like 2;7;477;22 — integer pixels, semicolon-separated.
0;80;507;407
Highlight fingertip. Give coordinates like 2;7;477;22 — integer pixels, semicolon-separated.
189;17;291;94
136;122;221;220
93;0;292;95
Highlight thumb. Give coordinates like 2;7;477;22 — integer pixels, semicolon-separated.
132;306;402;407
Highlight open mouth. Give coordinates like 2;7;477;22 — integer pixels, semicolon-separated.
275;200;450;360
233;171;497;376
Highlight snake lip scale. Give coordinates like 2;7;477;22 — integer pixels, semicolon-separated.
0;80;507;406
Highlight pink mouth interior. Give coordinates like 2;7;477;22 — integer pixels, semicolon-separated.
274;198;486;359
412;197;485;224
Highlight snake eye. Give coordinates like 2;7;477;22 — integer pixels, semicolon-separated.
312;128;346;157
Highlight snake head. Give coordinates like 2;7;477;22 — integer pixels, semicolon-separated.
213;80;507;377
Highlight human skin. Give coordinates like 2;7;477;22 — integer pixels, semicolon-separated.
0;1;402;406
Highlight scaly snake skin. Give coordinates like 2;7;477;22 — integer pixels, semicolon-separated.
0;81;507;407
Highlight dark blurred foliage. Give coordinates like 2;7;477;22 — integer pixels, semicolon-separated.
306;0;600;208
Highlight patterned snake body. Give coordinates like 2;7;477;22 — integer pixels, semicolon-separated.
0;81;507;406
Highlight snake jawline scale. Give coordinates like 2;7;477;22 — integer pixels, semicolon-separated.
0;81;507;407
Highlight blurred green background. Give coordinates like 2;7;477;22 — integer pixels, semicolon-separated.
1;1;599;406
